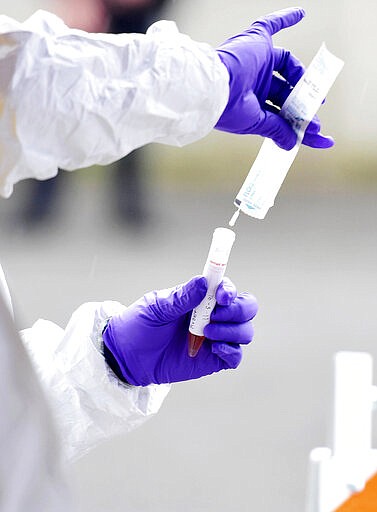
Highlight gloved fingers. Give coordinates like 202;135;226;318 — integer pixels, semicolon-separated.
150;275;207;322
273;47;305;87
302;131;334;149
251;7;305;36
263;99;327;148
204;320;254;344
256;109;297;150
260;108;332;148
211;342;242;369
305;114;321;135
211;293;258;323
268;75;293;109
170;275;208;315
268;78;322;135
216;276;237;306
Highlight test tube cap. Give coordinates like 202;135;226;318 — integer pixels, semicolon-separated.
211;227;236;261
213;227;236;242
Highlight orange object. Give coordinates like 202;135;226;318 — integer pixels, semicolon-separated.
335;473;377;511
188;333;205;358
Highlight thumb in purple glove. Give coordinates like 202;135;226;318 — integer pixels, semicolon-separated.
102;276;258;386
215;7;334;150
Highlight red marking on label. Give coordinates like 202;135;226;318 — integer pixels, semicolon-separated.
209;261;226;267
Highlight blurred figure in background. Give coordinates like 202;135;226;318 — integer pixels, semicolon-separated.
21;0;169;228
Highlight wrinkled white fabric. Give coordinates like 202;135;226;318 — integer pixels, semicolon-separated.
21;300;171;463
1;259;169;511
0;260;170;510
0;10;229;197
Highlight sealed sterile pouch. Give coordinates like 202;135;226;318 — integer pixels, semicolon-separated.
233;44;344;221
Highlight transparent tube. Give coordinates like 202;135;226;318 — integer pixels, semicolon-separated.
188;227;235;357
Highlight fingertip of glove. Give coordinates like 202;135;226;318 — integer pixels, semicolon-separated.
193;275;208;291
298;7;306;17
216;291;233;306
321;135;335;148
262;113;297;150
290;7;306;19
245;293;259;318
186;275;208;299
302;133;335;149
212;342;242;369
276;136;296;151
216;279;237;306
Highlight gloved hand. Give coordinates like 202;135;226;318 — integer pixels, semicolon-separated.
215;7;334;150
102;275;258;386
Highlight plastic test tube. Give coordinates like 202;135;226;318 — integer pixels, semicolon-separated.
188;227;236;357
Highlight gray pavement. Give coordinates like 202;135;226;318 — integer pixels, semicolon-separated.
1;176;377;512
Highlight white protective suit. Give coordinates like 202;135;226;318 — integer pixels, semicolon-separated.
0;9;229;512
0;277;72;512
0;10;229;198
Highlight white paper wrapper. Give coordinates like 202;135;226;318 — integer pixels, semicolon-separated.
234;44;344;220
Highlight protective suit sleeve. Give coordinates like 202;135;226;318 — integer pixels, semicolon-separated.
20;300;171;463
0;10;229;197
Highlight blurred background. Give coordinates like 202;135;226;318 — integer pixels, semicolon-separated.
0;0;376;511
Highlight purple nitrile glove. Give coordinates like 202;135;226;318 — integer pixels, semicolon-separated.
102;275;258;386
215;7;334;150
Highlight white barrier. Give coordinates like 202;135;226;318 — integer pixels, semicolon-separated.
306;352;377;512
